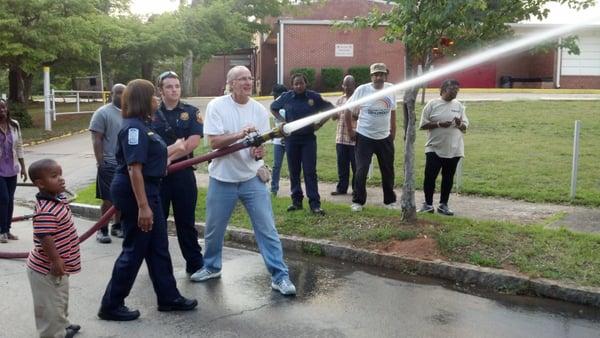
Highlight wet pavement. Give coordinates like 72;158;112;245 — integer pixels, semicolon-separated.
2;205;600;338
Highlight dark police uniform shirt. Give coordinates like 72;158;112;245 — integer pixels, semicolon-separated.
152;101;203;162
116;117;167;179
270;90;333;141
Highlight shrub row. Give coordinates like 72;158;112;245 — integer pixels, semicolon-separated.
289;65;371;92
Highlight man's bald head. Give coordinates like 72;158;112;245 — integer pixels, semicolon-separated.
111;83;126;108
226;66;251;85
342;75;356;96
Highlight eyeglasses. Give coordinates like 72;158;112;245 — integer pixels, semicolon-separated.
234;76;254;82
158;71;179;82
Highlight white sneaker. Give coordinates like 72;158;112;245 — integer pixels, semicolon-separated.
190;268;221;282
271;278;296;295
351;203;363;212
384;202;398;209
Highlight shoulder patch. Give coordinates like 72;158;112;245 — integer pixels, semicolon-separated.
128;128;139;145
196;112;203;123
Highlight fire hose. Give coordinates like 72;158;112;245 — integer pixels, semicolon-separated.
0;126;284;259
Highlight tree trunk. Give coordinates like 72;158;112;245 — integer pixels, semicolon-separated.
8;64;25;103
182;50;194;97
400;57;419;223
141;62;154;81
24;73;33;102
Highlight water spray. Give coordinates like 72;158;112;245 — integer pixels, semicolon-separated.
282;16;600;135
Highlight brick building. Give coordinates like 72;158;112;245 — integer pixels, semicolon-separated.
429;23;600;89
194;1;600;96
195;0;404;96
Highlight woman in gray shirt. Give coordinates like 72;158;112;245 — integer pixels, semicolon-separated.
418;79;469;216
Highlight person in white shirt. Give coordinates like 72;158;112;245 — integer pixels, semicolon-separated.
270;84;288;196
418;79;469;216
190;66;296;296
345;63;397;212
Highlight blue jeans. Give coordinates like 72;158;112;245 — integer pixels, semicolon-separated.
0;175;17;234
204;176;289;283
271;143;285;193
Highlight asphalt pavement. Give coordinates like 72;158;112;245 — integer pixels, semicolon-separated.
2;205;600;338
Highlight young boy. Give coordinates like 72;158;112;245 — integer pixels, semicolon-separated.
26;159;81;338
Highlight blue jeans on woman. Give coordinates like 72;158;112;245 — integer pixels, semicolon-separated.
271;143;285;194
203;176;289;283
0;175;17;234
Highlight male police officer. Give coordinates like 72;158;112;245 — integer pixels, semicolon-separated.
152;71;204;277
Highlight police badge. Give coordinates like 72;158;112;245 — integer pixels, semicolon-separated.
179;112;189;121
308;99;315;106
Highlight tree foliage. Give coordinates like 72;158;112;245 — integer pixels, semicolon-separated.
0;0;294;102
349;0;595;222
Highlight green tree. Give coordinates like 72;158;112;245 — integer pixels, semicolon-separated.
349;0;594;222
0;0;128;104
178;0;300;95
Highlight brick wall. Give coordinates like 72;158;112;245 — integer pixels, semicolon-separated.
281;24;405;90
259;43;277;95
560;76;600;89
195;56;228;97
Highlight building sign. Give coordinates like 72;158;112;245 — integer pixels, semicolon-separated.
335;44;354;57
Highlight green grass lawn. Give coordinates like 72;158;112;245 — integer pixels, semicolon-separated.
195;100;598;206
75;183;600;287
21;101;103;143
35;99;600;206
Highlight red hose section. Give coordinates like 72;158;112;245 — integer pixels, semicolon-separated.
0;142;249;259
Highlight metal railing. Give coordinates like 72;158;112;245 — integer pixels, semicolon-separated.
51;89;110;121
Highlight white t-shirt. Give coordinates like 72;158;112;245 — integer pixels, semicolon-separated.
419;97;469;158
272;109;285;146
347;82;397;140
204;95;270;182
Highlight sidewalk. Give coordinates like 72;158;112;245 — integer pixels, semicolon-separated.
194;172;600;233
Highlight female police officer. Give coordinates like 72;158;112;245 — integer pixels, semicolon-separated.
98;79;197;321
152;71;204;277
270;74;333;215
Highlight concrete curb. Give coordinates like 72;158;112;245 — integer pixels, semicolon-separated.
23;129;88;147
69;203;600;308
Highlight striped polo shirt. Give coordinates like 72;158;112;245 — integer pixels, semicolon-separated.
26;193;81;275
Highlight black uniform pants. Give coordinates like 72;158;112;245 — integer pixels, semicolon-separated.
335;143;356;194
423;152;461;205
101;175;180;309
285;136;321;209
161;168;203;273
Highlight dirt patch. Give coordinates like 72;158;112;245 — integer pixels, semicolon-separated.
372;237;445;261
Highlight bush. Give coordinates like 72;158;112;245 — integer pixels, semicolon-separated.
347;66;371;86
321;67;344;91
8;101;33;128
289;67;316;88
